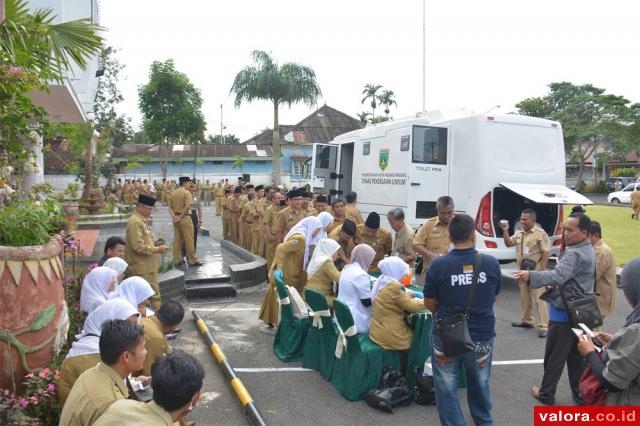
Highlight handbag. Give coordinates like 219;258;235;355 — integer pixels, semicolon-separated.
558;269;603;329
579;354;607;405
435;254;482;357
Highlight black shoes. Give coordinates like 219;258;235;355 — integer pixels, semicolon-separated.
512;322;534;328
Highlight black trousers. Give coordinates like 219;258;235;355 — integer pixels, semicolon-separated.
538;320;586;403
181;211;199;258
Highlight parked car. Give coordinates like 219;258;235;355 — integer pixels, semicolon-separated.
608;183;640;204
606;177;638;193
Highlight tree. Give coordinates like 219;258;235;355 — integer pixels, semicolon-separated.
138;59;206;178
356;111;371;125
231;50;322;184
232;155;244;174
206;134;240;144
361;84;383;120
379;89;397;117
0;0;103;190
93;46;133;148
516;82;640;184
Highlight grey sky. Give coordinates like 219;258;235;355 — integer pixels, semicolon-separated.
100;0;640;142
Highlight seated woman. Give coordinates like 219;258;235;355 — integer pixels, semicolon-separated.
337;244;376;334
57;298;139;408
79;266;119;315
102;257;128;284
578;257;640;405
369;257;424;373
108;276;156;317
259;216;323;327
306;239;341;309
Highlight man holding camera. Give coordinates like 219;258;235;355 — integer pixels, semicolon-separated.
502;209;550;338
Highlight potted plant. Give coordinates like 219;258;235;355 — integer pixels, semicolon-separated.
0;200;69;391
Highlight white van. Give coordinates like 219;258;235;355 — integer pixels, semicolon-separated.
310;110;593;261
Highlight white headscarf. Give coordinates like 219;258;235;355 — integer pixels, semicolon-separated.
283;216;323;267
315;212;334;241
372;257;409;301
306;238;341;279
67;298;139;359
108;276;155;307
80;267;118;314
102;257;128;276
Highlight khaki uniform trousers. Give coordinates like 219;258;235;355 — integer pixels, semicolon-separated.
222;215;229;240
265;241;277;269
173;217;197;264
137;271;160;310
229;216;239;244
251;227;261;255
215;197;223;215
519;280;549;329
242;223;252;251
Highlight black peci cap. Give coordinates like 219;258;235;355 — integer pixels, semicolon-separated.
342;219;357;236
365;212;380;229
138;194;156;207
179;176;191;184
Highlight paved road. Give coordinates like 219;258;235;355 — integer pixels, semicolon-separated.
153;210;633;426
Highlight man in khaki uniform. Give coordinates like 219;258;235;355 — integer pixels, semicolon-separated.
501;208;550;338
631;186;640;220
413;196;455;285
169;176;201;267
123;180;134;206
263;191;283;267
251;186;266;255
327;198;347;234
93;351;204;426
271;189;305;243
345;191;364;226
302;191;316;217
158;179;167;205
140;300;184;376
352;212;393;273
239;192;255;250
315;195;330;215
329;219;357;270
589;221;617;322
229;187;242;244
125;194;168;309
387;208;417;267
221;188;232;240
214;181;225;215
59;319;146;426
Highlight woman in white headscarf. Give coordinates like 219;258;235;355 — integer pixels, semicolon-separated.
306;238;341;309
337;244;376;333
369;256;424;373
102;257;128;283
79;267;119;314
57;298;139;407
109;276;156;317
259;216;323;326
315;211;334;241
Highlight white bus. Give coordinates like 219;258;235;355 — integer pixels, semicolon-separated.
310;109;593;261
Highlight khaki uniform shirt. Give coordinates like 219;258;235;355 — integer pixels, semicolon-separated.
169;187;192;218
270;234;306;291
345;203;364;226
140;315;169;376
329;225;352;270
93;400;173;426
306;259;341;308
369;282;424;350
59;362;128;426
352;225;393;273
327;216;346;234
262;205;280;244
240;201;253;224
125;211;160;275
393;222;417;266
215;184;225;198
57;353;101;408
593;239;617;316
507;225;550;270
414;217;451;272
271;206;304;242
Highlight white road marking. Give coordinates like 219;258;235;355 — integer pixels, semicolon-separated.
234;359;544;373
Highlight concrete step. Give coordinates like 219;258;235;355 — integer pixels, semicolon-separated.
185;273;231;285
185;282;237;300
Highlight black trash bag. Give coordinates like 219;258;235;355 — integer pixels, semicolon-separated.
414;366;436;406
365;367;415;413
365;386;415;413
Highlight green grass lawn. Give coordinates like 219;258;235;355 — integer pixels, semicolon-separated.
566;204;640;267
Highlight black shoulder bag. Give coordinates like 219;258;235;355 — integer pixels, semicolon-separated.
558;267;603;329
435;254;482;357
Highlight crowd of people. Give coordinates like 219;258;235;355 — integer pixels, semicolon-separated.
65;175;640;425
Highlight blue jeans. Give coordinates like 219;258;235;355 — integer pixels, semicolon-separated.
431;332;494;426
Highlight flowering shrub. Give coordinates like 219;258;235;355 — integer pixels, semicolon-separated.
0;368;61;425
0;199;66;246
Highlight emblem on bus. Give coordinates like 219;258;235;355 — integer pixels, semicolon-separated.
379;149;390;171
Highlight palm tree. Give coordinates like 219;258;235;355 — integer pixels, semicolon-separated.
231;50;322;184
361;84;383;120
232;155;244;174
0;0;104;80
379;89;397;118
357;112;371;125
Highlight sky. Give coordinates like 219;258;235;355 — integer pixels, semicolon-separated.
99;0;640;142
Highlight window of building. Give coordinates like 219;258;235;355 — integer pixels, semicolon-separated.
292;159;305;176
412;126;447;164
